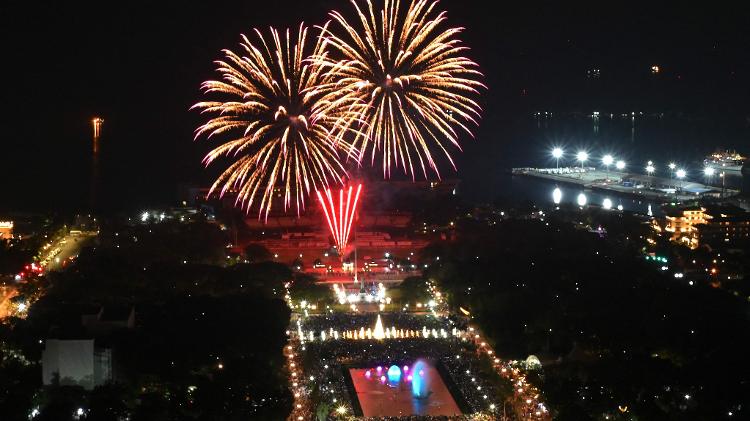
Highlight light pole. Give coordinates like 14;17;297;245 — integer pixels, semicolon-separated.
552;147;564;171
669;162;676;187
602;154;614;181
576;151;588;178
676;169;686;192
646;162;655;188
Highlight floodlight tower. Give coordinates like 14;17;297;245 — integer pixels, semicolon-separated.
92;117;103;155
90;117;103;211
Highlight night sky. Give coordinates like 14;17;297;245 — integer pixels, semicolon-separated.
1;1;748;212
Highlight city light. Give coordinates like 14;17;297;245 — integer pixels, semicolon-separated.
676;169;687;179
615;160;626;170
646;163;655;174
668;162;676;170
704;166;715;176
577;193;587;206
603;198;613;210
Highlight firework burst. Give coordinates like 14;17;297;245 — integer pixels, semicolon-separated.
317;0;485;179
193;24;363;218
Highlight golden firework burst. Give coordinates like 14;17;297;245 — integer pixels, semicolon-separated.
316;0;485;179
193;23;363;218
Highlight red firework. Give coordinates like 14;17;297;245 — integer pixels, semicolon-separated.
316;184;362;252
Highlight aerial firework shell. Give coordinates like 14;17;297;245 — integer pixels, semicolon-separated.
193;23;363;218
316;0;485;179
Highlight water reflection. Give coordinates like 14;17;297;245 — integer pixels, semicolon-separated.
508;175;664;216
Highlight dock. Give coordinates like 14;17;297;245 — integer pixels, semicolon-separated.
511;167;739;202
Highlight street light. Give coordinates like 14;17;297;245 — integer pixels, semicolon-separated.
577;193;587;206
551;147;564;170
667;162;677;187
576;151;588;177
703;166;715;177
603;198;613;210
675;169;686;191
645;163;655;188
602;154;614;180
615;160;626;170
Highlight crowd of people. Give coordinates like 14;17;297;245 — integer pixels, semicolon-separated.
441;354;502;416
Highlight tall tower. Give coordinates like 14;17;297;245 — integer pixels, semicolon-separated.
92;117;103;155
90;117;103;211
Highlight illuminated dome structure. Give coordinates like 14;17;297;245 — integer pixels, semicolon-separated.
525;355;542;370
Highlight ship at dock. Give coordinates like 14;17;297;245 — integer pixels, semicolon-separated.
704;149;747;174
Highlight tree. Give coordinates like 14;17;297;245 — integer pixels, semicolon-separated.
243;243;273;263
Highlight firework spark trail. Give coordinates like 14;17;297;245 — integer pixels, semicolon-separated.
316;184;362;251
315;0;485;180
193;23;364;219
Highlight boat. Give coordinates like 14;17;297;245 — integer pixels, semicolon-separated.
704;149;747;174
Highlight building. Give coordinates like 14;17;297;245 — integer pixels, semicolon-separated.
662;206;707;248
42;339;112;390
657;205;750;248
81;306;135;335
695;205;750;247
0;221;13;239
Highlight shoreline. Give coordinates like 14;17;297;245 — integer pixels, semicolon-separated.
511;167;739;203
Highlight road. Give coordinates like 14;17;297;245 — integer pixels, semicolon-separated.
1;230;96;320
40;232;96;271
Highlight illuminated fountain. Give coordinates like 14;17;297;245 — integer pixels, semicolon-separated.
387;365;402;386
373;314;385;340
351;360;463;417
411;360;430;399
